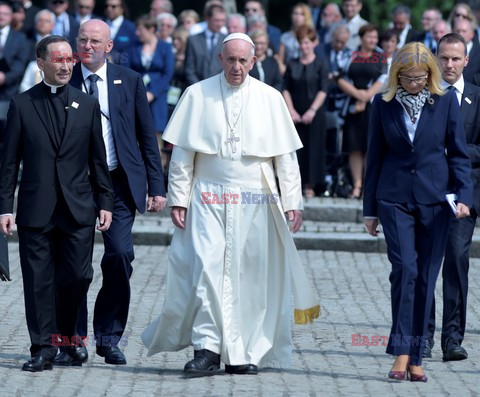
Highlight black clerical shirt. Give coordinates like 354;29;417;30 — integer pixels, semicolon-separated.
42;82;68;148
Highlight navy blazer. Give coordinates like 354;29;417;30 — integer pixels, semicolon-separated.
363;91;473;217
460;81;480;212
70;62;166;212
0;30;29;101
109;18;137;62
123;41;174;132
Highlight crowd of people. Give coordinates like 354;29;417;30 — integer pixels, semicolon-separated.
0;0;478;382
1;0;480;198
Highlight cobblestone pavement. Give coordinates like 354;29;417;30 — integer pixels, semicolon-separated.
0;243;479;396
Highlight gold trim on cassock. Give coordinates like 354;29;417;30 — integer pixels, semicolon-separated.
294;304;321;325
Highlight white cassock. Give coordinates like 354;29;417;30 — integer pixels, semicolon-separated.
141;73;320;368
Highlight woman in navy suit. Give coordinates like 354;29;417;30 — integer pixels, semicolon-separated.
124;15;174;145
363;42;473;382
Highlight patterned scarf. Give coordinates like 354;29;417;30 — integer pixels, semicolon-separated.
396;85;431;124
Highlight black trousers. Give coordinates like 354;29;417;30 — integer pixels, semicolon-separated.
378;200;450;366
78;168;136;347
18;197;94;359
428;208;477;349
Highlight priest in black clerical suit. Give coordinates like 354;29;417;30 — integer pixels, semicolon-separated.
0;36;114;372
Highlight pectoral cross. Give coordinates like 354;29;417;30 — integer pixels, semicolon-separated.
226;130;240;153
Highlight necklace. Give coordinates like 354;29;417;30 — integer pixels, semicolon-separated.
219;74;249;153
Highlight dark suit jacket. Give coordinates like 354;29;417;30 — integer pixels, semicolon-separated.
109;18;137;62
460;81;480;212
249;56;282;91
414;31;437;52
0;30;29;101
404;27;419;44
465;40;480;84
363;91;473;217
70;62;166;213
123;41;174;132
0;83;113;227
21;3;42;38
184;31;226;86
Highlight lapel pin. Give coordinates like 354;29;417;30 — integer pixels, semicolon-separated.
114;80;122;84
427;97;434;105
71;102;79;109
465;97;472;104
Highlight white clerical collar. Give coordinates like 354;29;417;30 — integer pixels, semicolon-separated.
220;72;250;90
81;62;108;82
43;79;65;93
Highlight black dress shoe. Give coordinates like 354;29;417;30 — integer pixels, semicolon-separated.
184;349;220;378
443;339;468;361
22;356;53;372
96;346;126;365
53;351;79;367
225;364;258;375
54;345;88;366
422;337;434;359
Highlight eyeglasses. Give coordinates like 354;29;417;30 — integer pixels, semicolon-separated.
454;13;470;19
398;75;429;84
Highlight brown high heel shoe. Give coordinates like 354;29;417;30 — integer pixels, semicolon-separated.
388;355;409;381
408;366;428;382
388;370;407;380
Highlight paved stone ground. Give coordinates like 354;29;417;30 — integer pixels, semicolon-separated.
0;243;479;397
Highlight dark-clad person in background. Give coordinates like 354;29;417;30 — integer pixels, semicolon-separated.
104;0;136;62
424;33;480;361
48;0;80;49
74;0;100;25
283;25;328;198
364;42;472;382
433;20;452;46
184;3;226;87
243;0;281;54
0;35;113;372
57;19;166;367
0;1;29;146
337;24;386;199
19;0;41;36
390;4;417;49
123;14;174;167
249;29;282;91
453;17;480;85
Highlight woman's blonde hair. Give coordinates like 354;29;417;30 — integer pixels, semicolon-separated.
292;3;313;29
383;42;444;102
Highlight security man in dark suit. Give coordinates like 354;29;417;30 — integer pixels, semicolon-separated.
0;35;113;372
425;33;480;361
57;19;166;366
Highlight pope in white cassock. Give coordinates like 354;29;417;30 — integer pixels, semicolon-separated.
141;33;320;377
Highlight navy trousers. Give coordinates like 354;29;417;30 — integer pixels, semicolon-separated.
427;208;476;349
378;200;451;366
78;167;136;347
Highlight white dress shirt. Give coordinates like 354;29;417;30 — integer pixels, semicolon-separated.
81;63;118;170
107;15;124;40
